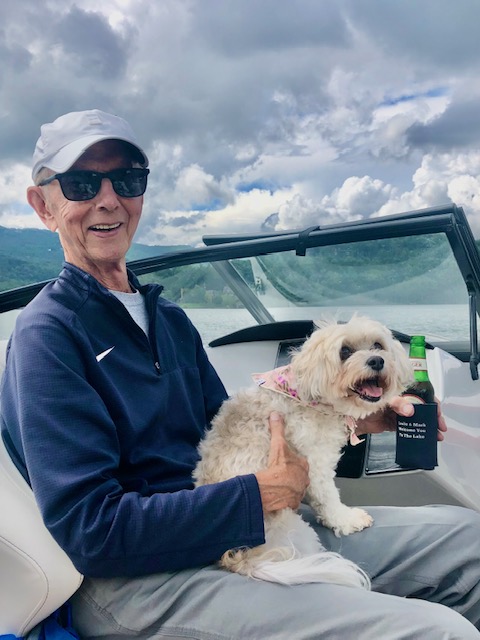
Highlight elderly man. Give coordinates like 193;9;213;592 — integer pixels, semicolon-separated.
1;110;479;639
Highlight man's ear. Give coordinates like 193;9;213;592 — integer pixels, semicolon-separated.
27;186;58;232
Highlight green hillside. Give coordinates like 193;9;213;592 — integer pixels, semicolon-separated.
0;226;187;291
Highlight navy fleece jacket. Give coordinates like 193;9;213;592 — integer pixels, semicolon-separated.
0;263;265;577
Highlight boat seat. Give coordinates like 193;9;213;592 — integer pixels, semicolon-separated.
0;339;83;636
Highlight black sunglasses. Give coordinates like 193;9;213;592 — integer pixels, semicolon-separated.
38;168;150;201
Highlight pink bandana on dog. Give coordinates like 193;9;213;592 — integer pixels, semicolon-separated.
252;365;363;446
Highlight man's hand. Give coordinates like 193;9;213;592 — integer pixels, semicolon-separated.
255;411;310;513
356;396;447;442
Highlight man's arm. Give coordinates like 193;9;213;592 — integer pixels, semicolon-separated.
2;312;267;578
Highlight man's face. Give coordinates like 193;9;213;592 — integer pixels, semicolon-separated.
29;140;144;276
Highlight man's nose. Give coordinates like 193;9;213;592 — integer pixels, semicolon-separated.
95;177;119;207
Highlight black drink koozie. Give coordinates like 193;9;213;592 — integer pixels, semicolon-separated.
395;403;438;470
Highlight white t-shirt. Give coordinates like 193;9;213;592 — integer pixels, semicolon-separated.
111;289;149;335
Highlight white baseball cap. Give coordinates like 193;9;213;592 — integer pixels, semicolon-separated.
31;109;149;180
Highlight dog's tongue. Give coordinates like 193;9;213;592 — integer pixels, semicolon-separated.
358;381;383;398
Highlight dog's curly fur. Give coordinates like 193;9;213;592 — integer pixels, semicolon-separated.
193;316;413;589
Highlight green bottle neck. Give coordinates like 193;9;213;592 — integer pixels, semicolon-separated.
409;344;426;358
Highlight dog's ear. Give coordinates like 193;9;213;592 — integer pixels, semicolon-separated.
313;315;339;331
291;327;342;401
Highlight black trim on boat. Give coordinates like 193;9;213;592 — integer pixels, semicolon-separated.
209;321;316;347
209;320;429;350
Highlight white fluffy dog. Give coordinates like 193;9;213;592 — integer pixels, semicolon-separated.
193;316;412;589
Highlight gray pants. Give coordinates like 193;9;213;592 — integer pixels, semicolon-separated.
70;505;480;639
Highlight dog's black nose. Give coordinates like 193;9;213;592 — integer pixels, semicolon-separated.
367;355;384;371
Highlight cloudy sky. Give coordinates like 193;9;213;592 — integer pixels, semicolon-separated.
2;0;480;246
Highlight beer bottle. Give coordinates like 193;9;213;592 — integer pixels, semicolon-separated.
396;335;438;469
403;335;435;404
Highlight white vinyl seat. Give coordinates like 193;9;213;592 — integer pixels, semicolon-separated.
0;339;83;636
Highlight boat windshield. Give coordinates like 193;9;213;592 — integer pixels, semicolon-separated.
138;231;469;345
0;205;476;348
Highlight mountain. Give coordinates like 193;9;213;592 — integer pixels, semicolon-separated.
0;226;188;291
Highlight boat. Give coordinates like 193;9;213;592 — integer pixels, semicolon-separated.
1;203;480;635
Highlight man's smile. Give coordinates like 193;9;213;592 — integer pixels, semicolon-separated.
89;222;122;232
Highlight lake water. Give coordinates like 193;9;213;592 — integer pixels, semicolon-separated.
185;304;469;345
0;303;469;345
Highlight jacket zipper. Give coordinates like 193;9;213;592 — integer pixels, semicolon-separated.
144;286;162;375
109;285;162;375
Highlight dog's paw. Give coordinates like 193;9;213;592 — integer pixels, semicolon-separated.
321;507;373;537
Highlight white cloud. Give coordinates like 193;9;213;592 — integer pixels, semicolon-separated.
144;186;295;246
277;194;324;230
173;164;232;209
0;162;42;229
0;209;44;229
276;176;393;230
0;163;31;206
325;176;394;217
371;152;480;233
2;0;480;248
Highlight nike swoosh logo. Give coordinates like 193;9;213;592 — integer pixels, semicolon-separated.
96;346;115;362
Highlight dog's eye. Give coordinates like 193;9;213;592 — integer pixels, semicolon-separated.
372;342;383;351
340;346;354;361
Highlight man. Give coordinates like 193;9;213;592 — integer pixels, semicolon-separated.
1;109;479;639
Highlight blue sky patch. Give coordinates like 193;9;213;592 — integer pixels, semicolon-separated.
381;86;448;107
